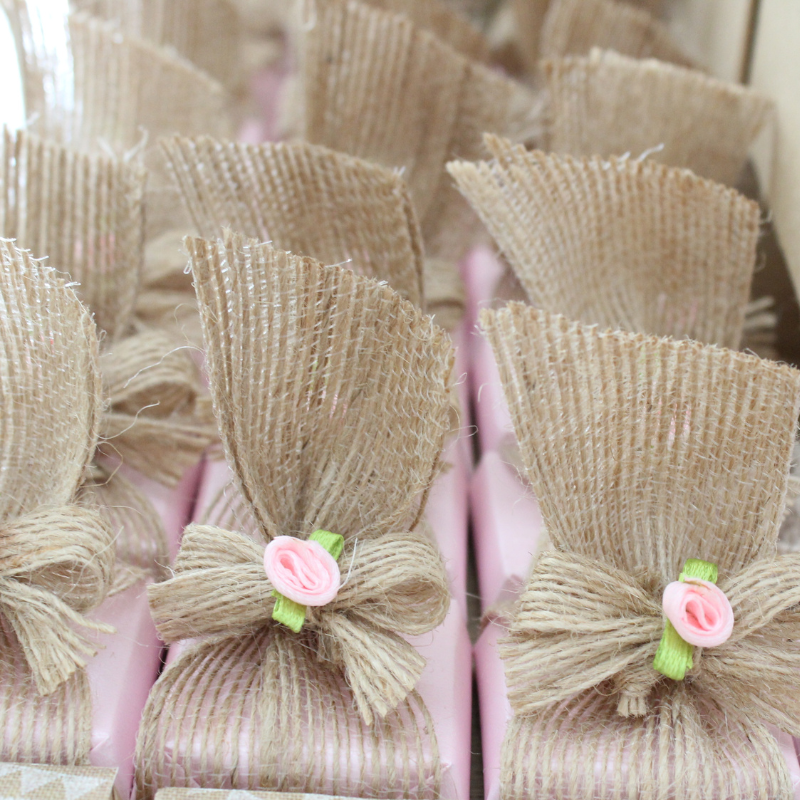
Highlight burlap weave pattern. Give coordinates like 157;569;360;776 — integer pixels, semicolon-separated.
0;241;117;765
135;232;453;799
69;0;242;89
540;0;694;66
298;0;521;313
361;0;490;60
449;137;760;349
0;127;145;340
544;49;773;187
483;305;800;799
161;136;424;306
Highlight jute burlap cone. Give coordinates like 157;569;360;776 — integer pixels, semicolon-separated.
0;240;118;765
298;0;525;326
134;230;453;800
540;0;694;67
69;0;242;89
160;136;424;306
0;128;214;483
482;304;800;799
448;136;760;349
361;0;490;60
544;49;772;187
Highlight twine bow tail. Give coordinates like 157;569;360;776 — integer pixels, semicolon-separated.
321;614;426;725
98;329;216;486
0;505;117;695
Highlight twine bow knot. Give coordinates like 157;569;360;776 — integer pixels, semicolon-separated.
502;550;800;729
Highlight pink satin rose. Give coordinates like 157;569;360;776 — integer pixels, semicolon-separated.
264;536;341;606
662;578;734;648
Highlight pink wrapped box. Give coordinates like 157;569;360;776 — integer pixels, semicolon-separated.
163;603;472;800
460;244;505;335
195;435;472;619
470;452;543;613
120;462;203;563
474;622;800;800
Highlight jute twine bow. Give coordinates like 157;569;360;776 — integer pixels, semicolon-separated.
136;231;453;799
484;305;800;799
0;241;116;699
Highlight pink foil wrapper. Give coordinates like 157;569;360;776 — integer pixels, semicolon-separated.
474;622;800;800
87;581;164;800
122;462;203;562
163;604;472;800
471;452;543;613
194;442;471;616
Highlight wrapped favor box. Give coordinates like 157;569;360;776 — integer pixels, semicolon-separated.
474;622;800;800
480;304;800;799
135;234;471;800
0;245;162;800
161;136;472;598
448;141;764;609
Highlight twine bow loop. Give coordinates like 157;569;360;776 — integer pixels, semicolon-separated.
503;550;800;732
0;505;116;695
147;232;455;726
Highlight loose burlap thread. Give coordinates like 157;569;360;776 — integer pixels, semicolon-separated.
0;240;119;766
134;231;453;799
543;48;773;187
540;0;694;67
483;305;800;799
161;136;424;306
448;136;760;349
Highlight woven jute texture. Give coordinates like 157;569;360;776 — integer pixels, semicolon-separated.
361;0;490;60
540;0;694;66
161;136;424;306
0;127;145;340
448;136;760;349
544;49;773;187
298;0;522;322
69;0;242;88
0;240;117;766
482;305;800;800
134;231;453;800
0;763;118;800
0;126;211;494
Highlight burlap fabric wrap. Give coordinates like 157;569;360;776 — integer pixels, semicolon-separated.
0;763;118;800
543;49;772;187
160;137;424;306
0;128;214;573
0;241;118;765
448;136;760;349
483;304;800;799
135;231;453;800
68;0;242;90
298;0;526;330
539;0;693;66
360;0;490;60
4;2;235;337
510;0;665;75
